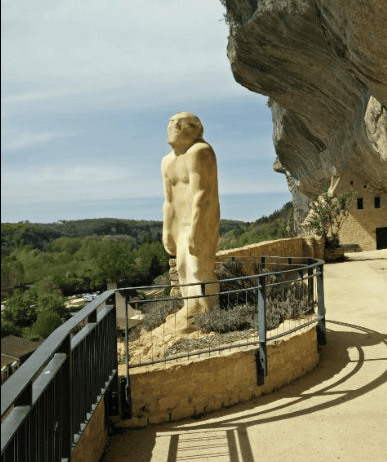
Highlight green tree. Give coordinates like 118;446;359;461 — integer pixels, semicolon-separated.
305;185;354;247
35;277;62;296
1;258;24;289
1;288;66;338
1;290;38;337
35;292;66;318
92;240;134;285
23;311;63;341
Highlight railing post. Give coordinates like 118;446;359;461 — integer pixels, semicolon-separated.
105;293;120;430
256;275;267;386
316;263;327;345
57;334;72;460
260;255;266;272
307;258;314;310
121;293;132;419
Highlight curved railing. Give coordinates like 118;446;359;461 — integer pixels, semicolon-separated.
1;255;326;459
1;290;117;461
117;255;326;402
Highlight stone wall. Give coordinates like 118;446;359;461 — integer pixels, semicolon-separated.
338;180;387;251
115;325;319;427
71;397;107;462
169;236;324;293
216;236;324;262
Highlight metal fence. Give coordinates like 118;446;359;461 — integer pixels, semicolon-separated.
1;255;327;459
118;256;326;405
1;290;118;462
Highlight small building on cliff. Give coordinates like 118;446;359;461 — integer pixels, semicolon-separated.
339;179;387;251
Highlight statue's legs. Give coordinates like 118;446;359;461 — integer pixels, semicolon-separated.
176;228;219;316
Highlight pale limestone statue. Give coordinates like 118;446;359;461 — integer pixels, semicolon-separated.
161;111;220;326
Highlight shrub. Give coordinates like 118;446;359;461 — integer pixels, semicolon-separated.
163;285;172;297
193;304;256;333
192;259;315;334
1;290;38;336
1;287;66;338
304;183;354;246
35;293;66;318
23;311;63;341
140;299;182;332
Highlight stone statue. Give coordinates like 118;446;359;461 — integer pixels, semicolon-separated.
161;111;220;320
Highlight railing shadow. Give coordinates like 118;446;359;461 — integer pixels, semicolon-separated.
102;320;387;462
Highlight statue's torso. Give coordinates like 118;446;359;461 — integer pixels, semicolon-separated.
163;142;220;246
167;152;194;227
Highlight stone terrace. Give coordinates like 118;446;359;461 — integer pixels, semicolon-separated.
102;250;387;462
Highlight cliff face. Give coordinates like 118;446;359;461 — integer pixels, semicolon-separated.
221;0;387;201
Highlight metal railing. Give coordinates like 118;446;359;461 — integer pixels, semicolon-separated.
1;255;327;457
118;256;326;412
1;290;118;462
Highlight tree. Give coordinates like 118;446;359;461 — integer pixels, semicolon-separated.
35;293;66;318
303;183;354;247
23;311;63;341
1;259;24;290
1;290;38;337
92;240;134;285
35;277;62;296
1;288;66;338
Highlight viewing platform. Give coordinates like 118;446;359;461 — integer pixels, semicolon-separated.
102;250;387;462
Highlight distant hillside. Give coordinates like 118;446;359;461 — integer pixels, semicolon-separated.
219;201;294;250
2;202;293;257
1;218;246;257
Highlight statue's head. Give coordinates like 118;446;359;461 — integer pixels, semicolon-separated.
167;111;203;150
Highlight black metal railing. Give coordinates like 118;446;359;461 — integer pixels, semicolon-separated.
1;290;118;462
1;255;327;454
118;255;326;410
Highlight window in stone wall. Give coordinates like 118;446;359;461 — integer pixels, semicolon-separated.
357;198;363;209
375;197;381;209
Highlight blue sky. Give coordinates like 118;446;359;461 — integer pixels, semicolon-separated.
1;0;291;223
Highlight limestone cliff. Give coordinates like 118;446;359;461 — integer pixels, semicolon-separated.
220;0;387;207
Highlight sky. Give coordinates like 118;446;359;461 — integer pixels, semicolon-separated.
1;0;291;223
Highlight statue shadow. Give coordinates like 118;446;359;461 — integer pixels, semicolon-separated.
101;320;386;462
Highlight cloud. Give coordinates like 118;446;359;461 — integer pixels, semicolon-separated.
1;127;81;151
1;164;164;202
1;1;230;88
1;1;266;117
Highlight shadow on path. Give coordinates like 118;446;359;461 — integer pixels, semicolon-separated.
101;320;387;462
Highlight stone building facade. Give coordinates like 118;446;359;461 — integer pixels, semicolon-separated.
338;179;387;251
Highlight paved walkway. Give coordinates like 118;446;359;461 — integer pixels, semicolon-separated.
102;250;387;462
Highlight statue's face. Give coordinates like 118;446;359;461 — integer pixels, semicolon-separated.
167;113;198;146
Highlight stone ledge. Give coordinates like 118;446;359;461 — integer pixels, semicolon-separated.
114;324;319;428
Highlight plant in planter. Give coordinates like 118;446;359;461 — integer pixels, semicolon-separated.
302;177;354;252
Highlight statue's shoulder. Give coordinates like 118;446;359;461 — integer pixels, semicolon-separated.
161;151;174;171
191;141;212;151
190;141;215;158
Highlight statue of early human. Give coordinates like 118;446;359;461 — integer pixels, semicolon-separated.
161;111;220;319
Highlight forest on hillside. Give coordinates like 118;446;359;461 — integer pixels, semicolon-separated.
219;201;294;249
1;204;293;340
1;218;245;257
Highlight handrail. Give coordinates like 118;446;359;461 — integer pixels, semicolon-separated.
1;290;115;417
116;257;325;296
1;289;118;460
119;256;326;387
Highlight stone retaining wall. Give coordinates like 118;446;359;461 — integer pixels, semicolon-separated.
115;325;319;428
71;397;107;462
217;236;324;261
169;236;324;288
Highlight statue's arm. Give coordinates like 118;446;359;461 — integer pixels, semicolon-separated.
188;145;217;255
161;158;176;256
